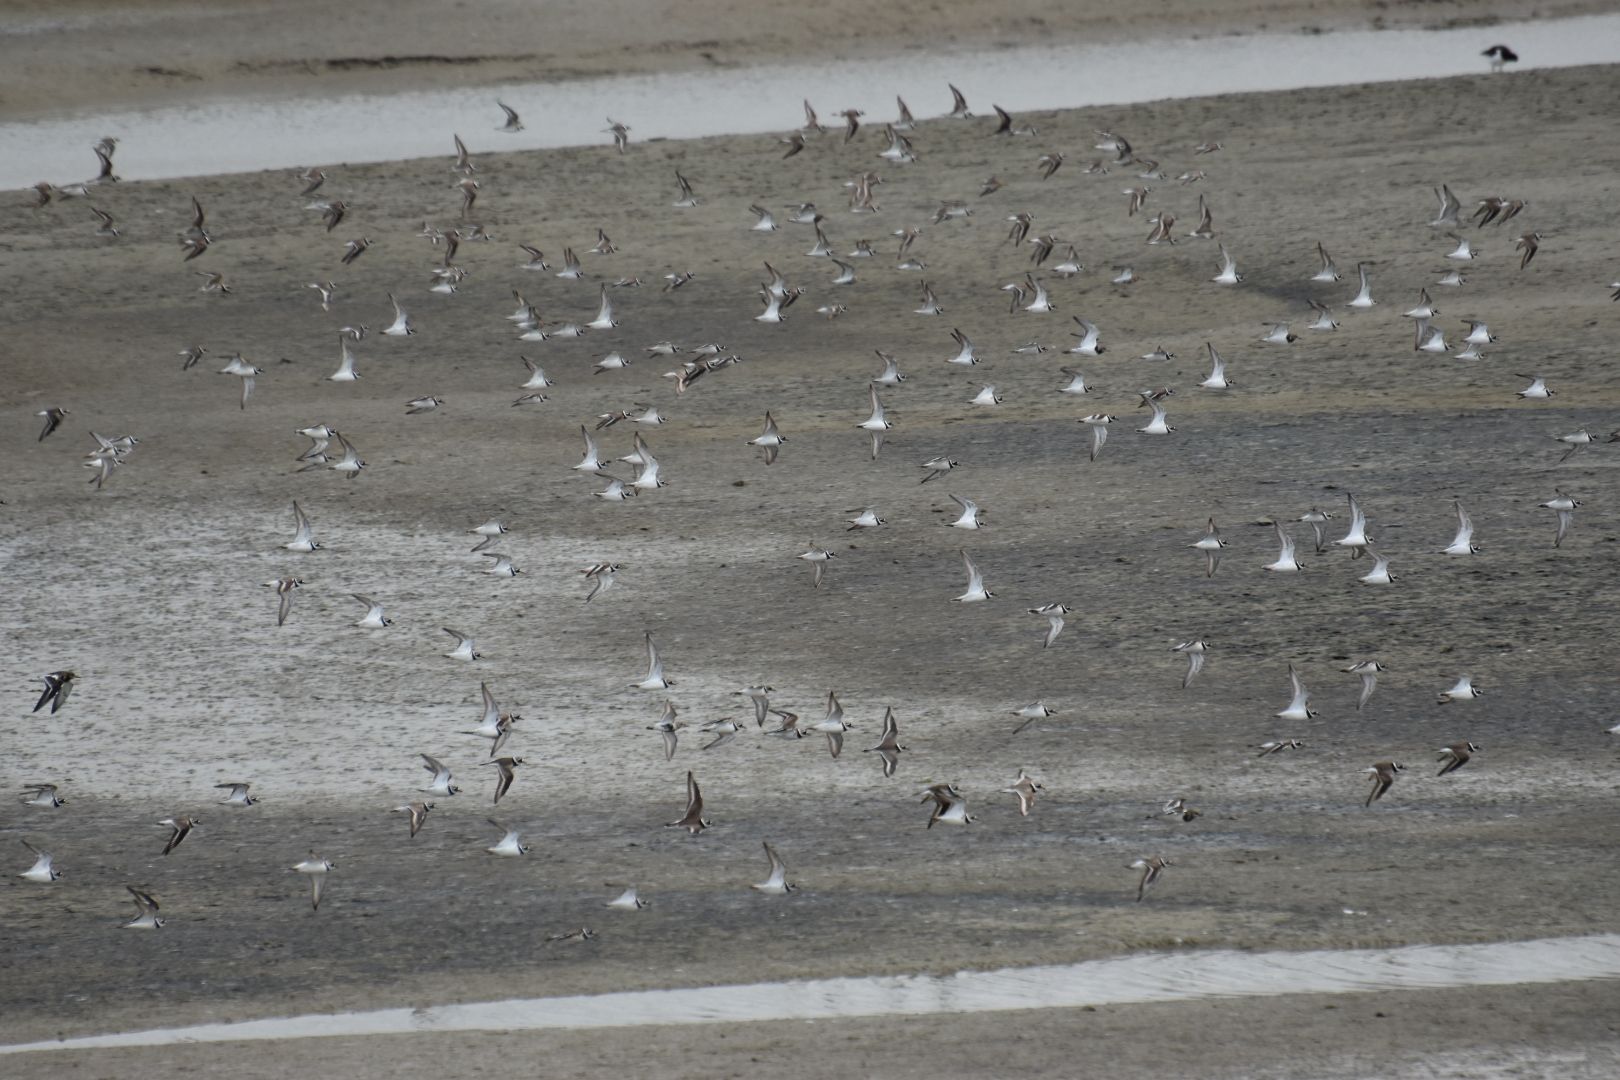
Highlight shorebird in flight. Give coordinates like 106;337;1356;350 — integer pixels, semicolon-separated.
1264;521;1302;572
581;562;622;603
1335;494;1370;558
19;840;59;883
1358;547;1395;585
1343;660;1385;711
748;412;785;464
420;754;460;797
451;133;477;173
807;691;851;757
1192;518;1226;577
732;686;772;728
158;815;198;856
1541;489;1579;547
1436;741;1480;776
122;886;164;930
1312;242;1341;282
340;237;370;265
1002;770;1044;816
1277;665;1317;720
216;782;258;807
1173;639;1207;689
634;631;673;689
477;819;528;858
647;701;683;761
285;501;320;552
1028;602;1069;648
945;494;984;530
1069;317;1106;355
1256;739;1305;757
1346;262;1375;309
953;549;991;601
33;670;76;714
1516;375;1555;401
865;707;905;777
1058;367;1089;395
1431;184;1462;227
1363;761;1404;806
1136;394;1173;435
665;771;710;834
1200;343;1230;388
90;205;120;237
1438;675;1482;703
843;506;884;533
1474;195;1527;227
872;350;906;387
798;543;834;588
496;101;523;132
1443;501;1479;555
393;801;434;837
464;683;518;756
921;783;972;827
383;292;414;336
483;756;523;804
443;627;480;661
292;853;335;909
1012;701;1055;733
263;577;303;626
21;783;66;808
606;886;648;910
327;433;365;478
481;552;523;577
1299;508;1333;553
1131;857;1170;901
859;384;892;460
1553;428;1592;463
1079;414;1114;462
752;843;796;894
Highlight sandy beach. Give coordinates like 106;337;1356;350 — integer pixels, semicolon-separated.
3;0;1620;1075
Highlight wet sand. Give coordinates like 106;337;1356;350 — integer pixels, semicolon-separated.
2;0;1613;118
3;24;1620;1079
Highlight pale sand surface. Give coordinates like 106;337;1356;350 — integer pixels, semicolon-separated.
0;0;1613;117
20;982;1620;1079
3;5;1620;1075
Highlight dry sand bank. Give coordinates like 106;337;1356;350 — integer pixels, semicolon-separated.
0;0;1612;117
2;52;1619;1079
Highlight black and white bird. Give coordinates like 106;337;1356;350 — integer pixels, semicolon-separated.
1482;44;1519;72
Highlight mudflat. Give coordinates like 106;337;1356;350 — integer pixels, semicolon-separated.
1;0;1611;116
2;24;1619;1080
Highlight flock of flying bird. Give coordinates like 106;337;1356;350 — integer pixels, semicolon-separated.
17;68;1617;932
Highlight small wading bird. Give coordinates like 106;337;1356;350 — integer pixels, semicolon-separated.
351;595;392;628
33;670;77;713
865;707;905;777
921;783;972;827
393;801;434;837
751;842;795;894
1436;741;1480;776
666;771;710;835
292;853;334;909
1364;761;1404;806
1131;856;1170;901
